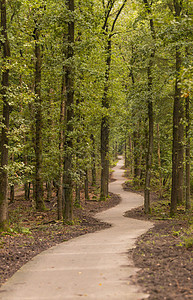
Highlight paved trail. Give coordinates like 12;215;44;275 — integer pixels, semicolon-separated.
0;158;153;300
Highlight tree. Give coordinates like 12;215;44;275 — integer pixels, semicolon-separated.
170;0;184;215
63;0;75;223
0;0;11;229
100;0;127;201
33;7;45;211
143;0;156;214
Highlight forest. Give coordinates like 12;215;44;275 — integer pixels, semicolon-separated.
0;0;193;297
0;0;193;235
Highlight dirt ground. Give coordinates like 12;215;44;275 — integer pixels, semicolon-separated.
124;181;193;300
0;188;120;287
1;180;193;300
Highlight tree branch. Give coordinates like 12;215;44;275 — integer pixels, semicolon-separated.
111;0;127;33
102;0;116;31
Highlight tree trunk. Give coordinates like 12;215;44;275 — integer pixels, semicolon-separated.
85;169;89;201
124;139;128;168
34;20;44;211
177;87;184;206
100;38;111;201
185;94;191;210
25;182;31;201
0;0;10;230
143;0;156;214
63;0;75;223
90;134;96;186
58;73;66;220
157;123;163;198
133;128;141;181
10;153;14;203
171;46;183;215
100;0;127;201
100;116;110;200
144;89;154;214
46;181;52;202
10;185;14;203
171;0;183;215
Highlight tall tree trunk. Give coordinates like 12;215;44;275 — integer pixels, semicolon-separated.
171;0;183;215
100;38;111;201
100;0;127;201
58;67;66;220
185;94;191;210
143;0;156;214
33;20;44;211
0;0;10;229
177;86;184;205
144;82;154;214
63;0;75;223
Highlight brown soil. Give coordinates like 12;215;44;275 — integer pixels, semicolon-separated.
124;181;193;300
0;188;120;287
2;178;193;300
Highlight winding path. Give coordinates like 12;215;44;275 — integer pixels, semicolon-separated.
0;157;153;300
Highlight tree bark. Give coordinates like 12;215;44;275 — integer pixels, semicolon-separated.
157;123;163;198
24;182;31;201
100;0;127;201
170;0;183;215
63;0;75;223
185;94;191;210
0;0;10;229
33;19;44;211
46;181;52;202
10;185;14;203
85;169;89;201
143;0;156;214
100;38;111;201
58;67;66;220
90;134;96;186
133;127;141;181
144;82;154;214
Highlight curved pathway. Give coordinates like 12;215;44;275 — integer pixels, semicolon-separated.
0;157;153;300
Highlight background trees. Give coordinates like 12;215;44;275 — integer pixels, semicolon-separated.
0;0;192;229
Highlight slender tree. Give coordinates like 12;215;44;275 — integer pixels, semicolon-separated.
58;82;66;219
170;0;184;215
91;134;96;186
0;0;10;229
33;13;44;211
63;0;75;223
185;93;191;210
100;0;127;201
143;0;156;214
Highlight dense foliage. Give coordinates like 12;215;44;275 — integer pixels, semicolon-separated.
0;0;192;228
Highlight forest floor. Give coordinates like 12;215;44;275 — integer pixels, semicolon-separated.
1;179;193;300
123;180;193;300
0;186;120;287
